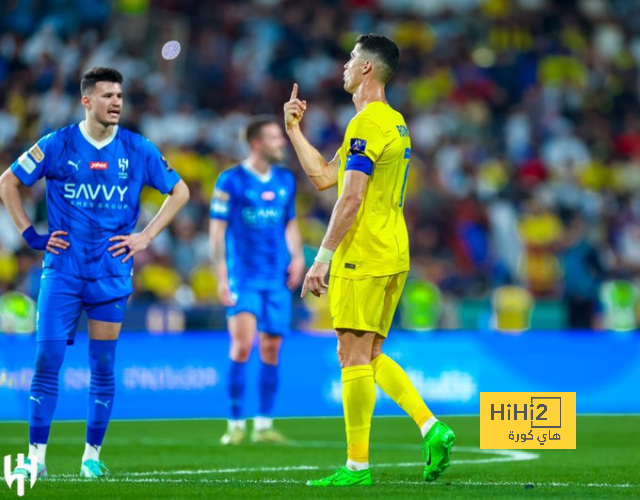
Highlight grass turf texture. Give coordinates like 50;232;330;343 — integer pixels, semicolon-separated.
0;416;638;499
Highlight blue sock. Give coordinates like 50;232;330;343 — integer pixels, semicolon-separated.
86;339;117;446
228;360;247;420
259;362;278;416
29;340;67;444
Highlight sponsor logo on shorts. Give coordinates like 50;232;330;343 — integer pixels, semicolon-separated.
345;263;356;269
90;161;108;170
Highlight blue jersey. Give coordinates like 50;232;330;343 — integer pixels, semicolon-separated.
210;164;296;290
11;122;181;280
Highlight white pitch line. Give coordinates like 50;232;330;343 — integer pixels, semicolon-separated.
46;448;537;479
37;477;639;488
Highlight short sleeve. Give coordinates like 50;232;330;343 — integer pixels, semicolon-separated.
210;171;234;221
344;117;386;175
143;139;181;194
10;135;52;187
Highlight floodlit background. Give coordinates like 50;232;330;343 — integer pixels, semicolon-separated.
0;0;639;423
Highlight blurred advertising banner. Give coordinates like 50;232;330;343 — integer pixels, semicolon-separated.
0;331;639;420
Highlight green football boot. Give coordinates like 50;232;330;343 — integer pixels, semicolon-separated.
80;459;108;479
423;421;456;481
307;467;372;487
13;457;48;480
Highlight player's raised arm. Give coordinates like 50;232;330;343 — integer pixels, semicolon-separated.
284;83;338;191
0;165;70;255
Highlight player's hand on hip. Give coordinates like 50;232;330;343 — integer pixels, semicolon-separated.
301;261;329;298
287;256;306;290
284;83;307;131
108;232;152;263
46;230;70;255
217;280;236;307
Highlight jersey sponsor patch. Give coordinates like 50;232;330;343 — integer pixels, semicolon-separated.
28;144;44;163
90;161;108;170
213;189;230;201
349;138;367;154
18;152;36;174
261;190;276;201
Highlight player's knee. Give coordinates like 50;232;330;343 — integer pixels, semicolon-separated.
35;350;64;373
370;346;383;361
337;342;369;368
89;342;116;374
230;342;252;362
259;340;280;364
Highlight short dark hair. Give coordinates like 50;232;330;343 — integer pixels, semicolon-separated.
355;33;400;84
244;115;278;144
80;67;123;95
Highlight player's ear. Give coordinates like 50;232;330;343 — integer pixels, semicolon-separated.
81;95;91;110
362;60;373;76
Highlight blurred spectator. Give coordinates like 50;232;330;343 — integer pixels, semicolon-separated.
1;0;640;329
560;213;605;329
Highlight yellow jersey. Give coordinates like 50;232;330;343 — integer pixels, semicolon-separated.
333;101;411;279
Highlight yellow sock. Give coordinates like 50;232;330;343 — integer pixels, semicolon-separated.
371;354;433;428
342;365;376;464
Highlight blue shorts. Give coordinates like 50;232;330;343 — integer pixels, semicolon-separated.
37;269;132;345
227;287;292;336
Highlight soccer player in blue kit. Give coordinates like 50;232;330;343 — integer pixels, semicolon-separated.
0;67;189;478
210;115;304;445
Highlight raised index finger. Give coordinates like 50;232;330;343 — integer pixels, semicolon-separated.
290;83;298;100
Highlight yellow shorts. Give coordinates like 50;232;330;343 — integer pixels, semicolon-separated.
328;272;408;337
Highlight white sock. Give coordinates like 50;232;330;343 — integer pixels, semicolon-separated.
253;416;273;431
228;419;246;432
82;443;101;462
28;443;47;465
346;459;369;471
421;416;438;438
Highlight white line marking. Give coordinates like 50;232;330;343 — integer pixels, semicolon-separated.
44;448;537;480
35;477;639;488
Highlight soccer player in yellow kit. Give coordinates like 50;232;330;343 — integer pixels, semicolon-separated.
284;34;456;486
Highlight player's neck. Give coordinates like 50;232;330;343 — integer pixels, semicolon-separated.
352;82;387;113
83;118;117;142
245;155;271;176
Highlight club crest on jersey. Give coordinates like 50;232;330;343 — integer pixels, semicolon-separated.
118;158;129;179
261;191;276;201
350;138;367;154
29;144;44;163
90;161;108;170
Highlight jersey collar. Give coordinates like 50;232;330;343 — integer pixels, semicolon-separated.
79;121;119;150
241;162;272;183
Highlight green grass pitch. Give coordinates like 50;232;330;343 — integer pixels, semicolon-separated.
1;416;638;499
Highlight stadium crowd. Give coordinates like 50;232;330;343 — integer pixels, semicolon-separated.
1;0;640;328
